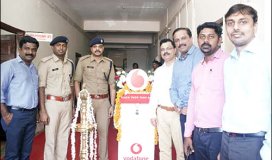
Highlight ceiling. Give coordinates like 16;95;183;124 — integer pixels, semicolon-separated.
64;0;171;21
63;0;172;49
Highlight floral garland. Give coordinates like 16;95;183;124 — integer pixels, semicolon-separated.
113;82;158;144
70;89;98;160
115;70;127;90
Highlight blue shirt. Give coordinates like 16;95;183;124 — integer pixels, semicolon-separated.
1;56;39;109
170;45;204;108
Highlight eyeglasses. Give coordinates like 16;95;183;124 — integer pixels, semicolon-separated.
160;47;173;52
198;34;217;40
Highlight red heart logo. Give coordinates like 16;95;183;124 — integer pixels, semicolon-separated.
131;70;144;88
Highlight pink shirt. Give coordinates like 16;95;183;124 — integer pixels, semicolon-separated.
184;48;229;137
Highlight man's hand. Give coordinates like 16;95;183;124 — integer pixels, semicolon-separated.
39;110;49;125
150;118;157;127
184;137;194;157
174;106;182;114
3;112;13;125
108;106;114;118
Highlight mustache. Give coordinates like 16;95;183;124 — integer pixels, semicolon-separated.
95;50;101;53
231;31;243;35
178;44;186;48
163;52;171;56
201;43;211;48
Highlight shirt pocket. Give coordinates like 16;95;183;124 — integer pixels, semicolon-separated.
84;66;95;80
48;67;62;82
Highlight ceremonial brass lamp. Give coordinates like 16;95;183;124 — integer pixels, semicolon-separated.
75;88;96;160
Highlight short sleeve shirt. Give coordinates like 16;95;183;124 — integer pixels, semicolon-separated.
74;54;115;94
38;54;74;96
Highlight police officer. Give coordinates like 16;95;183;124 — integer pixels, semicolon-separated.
38;36;74;160
74;36;116;160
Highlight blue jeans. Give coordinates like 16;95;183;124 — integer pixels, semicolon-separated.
1;109;37;160
193;128;222;160
180;114;195;160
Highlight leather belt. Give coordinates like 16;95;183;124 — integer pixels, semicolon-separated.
195;127;222;133
223;131;266;138
158;105;175;111
11;106;37;112
90;94;109;99
46;94;72;102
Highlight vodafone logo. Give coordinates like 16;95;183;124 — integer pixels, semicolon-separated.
126;69;148;91
130;143;142;154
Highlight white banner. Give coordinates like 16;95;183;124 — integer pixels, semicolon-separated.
118;103;155;160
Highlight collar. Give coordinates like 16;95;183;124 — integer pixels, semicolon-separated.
52;53;68;63
90;54;105;63
201;48;223;64
16;55;34;67
230;38;260;60
178;45;197;61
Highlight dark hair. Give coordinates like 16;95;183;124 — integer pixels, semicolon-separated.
19;36;39;48
225;4;258;23
159;38;176;48
197;22;223;37
132;63;139;68
172;27;192;38
152;60;162;66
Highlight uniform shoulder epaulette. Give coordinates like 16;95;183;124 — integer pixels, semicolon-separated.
67;58;74;65
103;57;113;62
40;55;53;62
79;55;91;62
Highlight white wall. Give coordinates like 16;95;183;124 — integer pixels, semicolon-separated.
126;49;148;72
1;0;89;65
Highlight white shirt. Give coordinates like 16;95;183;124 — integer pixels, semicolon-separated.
149;61;175;117
222;38;271;134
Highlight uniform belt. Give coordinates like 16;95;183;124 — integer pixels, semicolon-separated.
11;106;37;112
90;94;109;99
223;131;266;137
195;127;222;133
46;94;72;102
158;105;175;111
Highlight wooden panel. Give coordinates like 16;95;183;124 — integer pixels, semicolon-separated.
1;35;16;63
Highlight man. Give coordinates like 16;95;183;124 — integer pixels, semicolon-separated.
220;4;271;160
152;59;162;72
1;36;39;159
74;36;116;160
170;27;204;160
150;38;184;160
38;36;74;160
183;22;228;160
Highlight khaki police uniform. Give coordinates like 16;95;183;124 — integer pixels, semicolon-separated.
74;54;115;160
38;54;74;160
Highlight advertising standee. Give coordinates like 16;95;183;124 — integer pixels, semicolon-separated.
114;69;155;160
